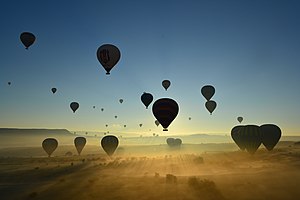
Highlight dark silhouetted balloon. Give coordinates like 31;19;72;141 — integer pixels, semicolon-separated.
152;98;179;131
74;137;86;155
51;88;57;94
141;92;153;109
139;123;143;127
114;115;118;119
8;82;11;85
124;125;126;128
166;138;182;147
119;99;123;104
105;124;108;127
70;102;79;113
101;135;119;156
101;108;104;112
239;125;262;155
166;138;175;146
42;138;58;157
20;32;36;49
260;124;281;151
155;120;160;126
174;138;182;146
93;106;96;109
205;100;217;114
201;85;215;101
162;80;171;91
237;117;243;123
189;117;191;120
231;125;246;150
96;44;121;75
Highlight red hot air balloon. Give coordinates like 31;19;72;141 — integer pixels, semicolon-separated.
152;98;179;131
96;44;121;75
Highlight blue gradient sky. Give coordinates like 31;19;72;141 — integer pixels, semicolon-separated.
1;0;300;136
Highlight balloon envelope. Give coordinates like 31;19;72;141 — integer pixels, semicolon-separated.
231;125;246;150
96;44;121;75
74;137;86;155
155;120;160;126
237;117;243;123
260;124;281;151
152;98;179;131
70;102;79;113
51;88;57;94
141;92;153;109
238;125;262;155
205;100;217;114
119;99;123;104
201;85;215;101
20;32;36;49
42;138;58;157
101;135;119;156
162;80;171;91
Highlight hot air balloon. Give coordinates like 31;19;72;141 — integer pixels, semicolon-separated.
162;80;171;91
105;124;108;127
101;135;119;156
114;115;118;119
20;32;36;49
8;82;11;86
231;125;246;150
205;100;217;115
119;99;123;104
124;125;126;128
189;117;191;120
155;120;160;127
42;138;58;157
141;92;153;109
174;138;182;146
152;98;179;131
51;88;57;94
101;108;104;112
260;124;281;151
70;102;79;113
237;117;243;123
201;85;215;101
96;44;121;75
74;137;86;155
139;123;143;127
238;125;262;155
166;138;175;146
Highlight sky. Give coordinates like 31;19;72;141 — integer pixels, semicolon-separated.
0;0;300;136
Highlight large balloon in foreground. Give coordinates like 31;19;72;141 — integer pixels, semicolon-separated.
201;85;215;101
239;125;262;155
96;44;121;75
101;135;119;156
42;138;58;157
141;92;153;109
260;124;281;151
237;117;243;123
205;100;217;115
51;88;57;94
231;125;246;150
162;80;171;91
20;32;36;49
70;102;79;113
74;137;86;155
152;98;179;131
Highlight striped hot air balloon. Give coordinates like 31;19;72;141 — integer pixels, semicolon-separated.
238;125;262;155
152;98;179;131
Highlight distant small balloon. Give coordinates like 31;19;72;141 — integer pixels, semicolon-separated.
114;115;118;119
51;88;57;94
141;92;153;109
201;85;215;101
101;135;119;156
96;44;121;75
74;137;86;155
8;82;11;85
189;117;191;120
155;120;160;127
101;108;104;112
93;106;96;109
139;123;143;127
42;138;58;157
205;100;217;115
70;102;79;113
162;80;171;91
237;117;243;123
20;32;36;49
119;99;123;104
